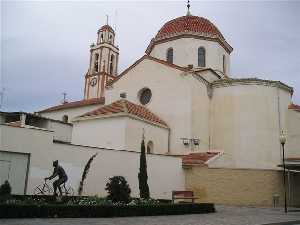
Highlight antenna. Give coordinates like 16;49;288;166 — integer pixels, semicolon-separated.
114;10;118;32
106;14;109;25
0;88;4;110
0;70;4;110
62;92;68;104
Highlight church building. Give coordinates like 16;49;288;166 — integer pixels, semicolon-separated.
1;5;300;206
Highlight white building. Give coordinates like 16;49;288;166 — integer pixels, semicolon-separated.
1;8;300;206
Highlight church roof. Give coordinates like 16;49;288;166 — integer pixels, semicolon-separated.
182;152;220;167
146;15;233;54
288;103;300;112
77;99;169;129
98;24;115;34
39;97;105;113
155;16;225;40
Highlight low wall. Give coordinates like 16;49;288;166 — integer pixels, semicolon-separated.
185;167;285;206
0;125;185;199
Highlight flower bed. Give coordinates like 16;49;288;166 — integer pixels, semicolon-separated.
0;195;215;218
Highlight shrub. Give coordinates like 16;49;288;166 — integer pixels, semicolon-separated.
0;180;11;196
105;176;131;204
78;153;98;196
138;138;150;199
0;203;215;218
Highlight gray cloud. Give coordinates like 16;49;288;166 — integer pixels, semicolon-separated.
1;1;300;112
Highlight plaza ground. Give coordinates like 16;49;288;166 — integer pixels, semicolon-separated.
1;205;300;225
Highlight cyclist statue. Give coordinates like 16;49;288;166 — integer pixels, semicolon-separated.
45;160;68;196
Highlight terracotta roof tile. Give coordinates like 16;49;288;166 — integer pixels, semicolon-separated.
79;99;169;128
182;152;219;167
6;120;22;127
156;16;224;40
288;103;300;111
39;97;105;113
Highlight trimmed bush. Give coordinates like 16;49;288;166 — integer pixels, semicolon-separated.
0;203;215;218
105;176;131;203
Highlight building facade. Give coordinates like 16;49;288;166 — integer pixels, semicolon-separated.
1;9;300;206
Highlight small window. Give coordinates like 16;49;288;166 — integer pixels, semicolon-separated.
138;88;152;105
166;48;173;64
198;47;205;67
223;55;226;74
147;141;154;154
62;115;68;123
110;55;114;74
100;34;104;42
94;53;99;72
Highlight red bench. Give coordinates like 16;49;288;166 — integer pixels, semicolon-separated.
172;191;198;203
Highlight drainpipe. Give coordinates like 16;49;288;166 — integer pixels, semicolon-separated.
167;128;171;154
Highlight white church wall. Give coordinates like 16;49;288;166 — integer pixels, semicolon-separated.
0;125;185;199
71;117;126;150
106;58;194;155
39;104;101;122
286;109;300;158
125;117;169;154
150;38;230;76
210;84;291;170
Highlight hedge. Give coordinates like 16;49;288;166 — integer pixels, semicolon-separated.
0;203;215;218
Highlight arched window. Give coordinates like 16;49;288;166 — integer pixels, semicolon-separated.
62;115;68;123
166;48;173;64
147;141;154;154
198;47;206;67
100;34;104;42
223;55;226;74
110;55;114;75
94;53;99;72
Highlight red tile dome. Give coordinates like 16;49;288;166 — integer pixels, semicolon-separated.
155;15;224;40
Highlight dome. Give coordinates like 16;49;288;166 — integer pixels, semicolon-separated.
155;15;224;40
146;15;233;54
98;24;115;34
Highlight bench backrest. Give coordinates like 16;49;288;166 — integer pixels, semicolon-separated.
172;191;194;197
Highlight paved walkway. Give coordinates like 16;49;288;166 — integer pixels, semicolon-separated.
1;205;300;225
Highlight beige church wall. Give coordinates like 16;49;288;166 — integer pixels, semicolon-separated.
48;121;73;143
185;167;285;207
286;109;300;158
71;117;126;150
189;76;211;152
150;38;230;76
106;58;196;155
0;125;185;199
39;104;101;122
210;84;291;169
125;117;169;154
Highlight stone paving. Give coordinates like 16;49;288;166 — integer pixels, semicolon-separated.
1;205;300;225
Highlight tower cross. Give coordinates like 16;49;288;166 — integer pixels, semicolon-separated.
62;92;67;104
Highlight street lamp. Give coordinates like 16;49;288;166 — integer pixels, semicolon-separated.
279;131;287;213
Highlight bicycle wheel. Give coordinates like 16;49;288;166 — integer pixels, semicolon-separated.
34;183;52;195
62;185;74;196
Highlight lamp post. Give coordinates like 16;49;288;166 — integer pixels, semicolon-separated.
279;131;287;213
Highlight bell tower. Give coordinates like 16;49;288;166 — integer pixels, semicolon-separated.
84;22;119;100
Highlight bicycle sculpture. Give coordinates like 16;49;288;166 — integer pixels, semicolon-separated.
34;160;74;196
34;179;74;196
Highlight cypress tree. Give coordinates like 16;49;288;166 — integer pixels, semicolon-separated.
138;137;150;199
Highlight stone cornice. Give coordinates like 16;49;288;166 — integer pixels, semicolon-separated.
212;78;294;94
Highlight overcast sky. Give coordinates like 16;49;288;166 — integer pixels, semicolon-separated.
1;1;300;112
